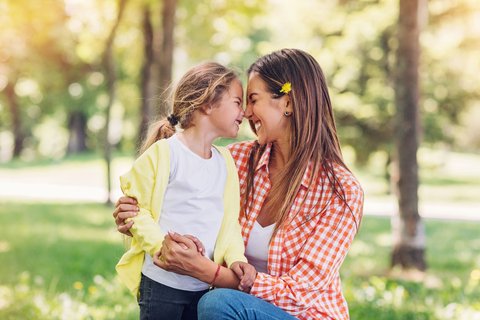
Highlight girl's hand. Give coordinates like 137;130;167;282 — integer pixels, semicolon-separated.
183;234;206;256
112;196;139;236
230;261;257;293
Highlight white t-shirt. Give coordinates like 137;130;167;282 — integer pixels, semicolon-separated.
244;221;275;274
142;134;226;291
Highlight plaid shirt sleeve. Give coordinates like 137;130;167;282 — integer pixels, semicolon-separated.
250;180;363;318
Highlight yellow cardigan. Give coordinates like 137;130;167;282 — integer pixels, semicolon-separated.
115;139;247;295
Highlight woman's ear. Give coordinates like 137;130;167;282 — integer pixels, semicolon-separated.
284;96;292;114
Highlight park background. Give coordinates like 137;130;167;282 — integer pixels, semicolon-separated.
1;0;479;319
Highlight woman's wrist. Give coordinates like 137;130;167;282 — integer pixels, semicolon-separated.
209;264;221;289
192;257;218;283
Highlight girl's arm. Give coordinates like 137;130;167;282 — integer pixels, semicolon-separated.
119;142;168;256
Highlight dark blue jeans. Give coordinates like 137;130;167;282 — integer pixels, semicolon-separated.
139;274;208;320
197;288;298;320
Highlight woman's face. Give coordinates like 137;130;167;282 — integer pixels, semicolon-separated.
245;72;291;145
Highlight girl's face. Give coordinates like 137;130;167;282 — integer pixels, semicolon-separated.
209;79;244;138
245;72;291;145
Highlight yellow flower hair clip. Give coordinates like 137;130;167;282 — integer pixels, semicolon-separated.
279;82;292;94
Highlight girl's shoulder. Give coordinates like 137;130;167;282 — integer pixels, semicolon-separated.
145;138;170;152
135;138;170;161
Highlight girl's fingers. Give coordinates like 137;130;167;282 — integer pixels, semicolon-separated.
183;235;205;254
168;232;196;250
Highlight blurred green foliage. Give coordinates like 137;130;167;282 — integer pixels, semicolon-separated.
1;0;479;165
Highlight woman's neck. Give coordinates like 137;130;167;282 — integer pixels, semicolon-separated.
177;126;217;159
270;140;291;171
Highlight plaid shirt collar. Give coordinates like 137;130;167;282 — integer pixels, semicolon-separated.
255;142;313;188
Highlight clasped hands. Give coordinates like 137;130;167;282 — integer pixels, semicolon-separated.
153;231;256;292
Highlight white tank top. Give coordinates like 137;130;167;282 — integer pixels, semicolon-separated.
142;134;226;291
245;221;275;274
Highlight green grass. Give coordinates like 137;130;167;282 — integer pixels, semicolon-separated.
0;150;132;169
343;217;480;319
343;217;480;278
0;201;479;319
0;202;122;292
0;202;137;319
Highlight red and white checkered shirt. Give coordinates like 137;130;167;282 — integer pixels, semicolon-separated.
228;141;364;320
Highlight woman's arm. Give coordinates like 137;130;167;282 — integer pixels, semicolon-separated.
153;232;242;289
113;196;138;236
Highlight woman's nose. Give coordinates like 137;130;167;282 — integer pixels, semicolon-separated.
244;103;252;119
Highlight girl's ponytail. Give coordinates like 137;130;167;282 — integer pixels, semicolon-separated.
138;118;176;155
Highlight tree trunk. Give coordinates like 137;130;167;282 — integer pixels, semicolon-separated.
5;81;24;158
137;0;177;150
67;111;87;154
102;0;127;205
391;0;426;271
137;4;155;151
155;0;177;117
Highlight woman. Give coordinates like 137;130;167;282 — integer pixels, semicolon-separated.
114;49;364;320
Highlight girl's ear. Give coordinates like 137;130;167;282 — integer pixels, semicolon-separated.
198;104;212;115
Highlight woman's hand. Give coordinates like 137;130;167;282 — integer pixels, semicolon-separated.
153;232;208;276
112;196;139;236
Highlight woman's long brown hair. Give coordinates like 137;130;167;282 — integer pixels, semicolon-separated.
245;49;358;236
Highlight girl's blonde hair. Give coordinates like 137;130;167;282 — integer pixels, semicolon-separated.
139;62;238;154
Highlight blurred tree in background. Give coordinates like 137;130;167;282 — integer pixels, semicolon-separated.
2;0;478;163
391;0;424;271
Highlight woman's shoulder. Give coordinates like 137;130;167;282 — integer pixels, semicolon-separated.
225;140;257;169
227;140;256;158
331;162;364;196
227;140;256;152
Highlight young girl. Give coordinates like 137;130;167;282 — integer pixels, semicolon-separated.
115;62;256;320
